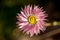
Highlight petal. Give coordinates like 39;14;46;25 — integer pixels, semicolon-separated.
36;23;40;33
26;5;30;16
38;21;46;31
39;16;45;21
21;11;27;18
19;22;28;28
22;24;33;32
27;25;35;37
37;12;45;17
36;23;40;34
30;28;34;37
34;25;37;34
21;24;30;32
23;5;31;17
17;21;27;24
17;13;27;21
33;24;39;35
33;6;43;15
23;6;28;17
22;24;35;36
30;5;32;15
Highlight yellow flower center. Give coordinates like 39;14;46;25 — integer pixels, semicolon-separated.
28;15;37;24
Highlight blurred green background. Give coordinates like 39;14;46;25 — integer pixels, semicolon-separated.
0;0;60;40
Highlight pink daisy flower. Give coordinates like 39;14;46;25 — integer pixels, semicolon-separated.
16;5;47;37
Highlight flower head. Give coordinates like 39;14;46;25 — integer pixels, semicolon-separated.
16;5;47;37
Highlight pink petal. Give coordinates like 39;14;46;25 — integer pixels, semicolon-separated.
17;13;27;21
33;24;39;35
32;6;43;15
38;21;46;31
26;5;30;16
30;5;32;15
30;28;34;37
23;5;31;17
21;24;30;32
21;11;27;18
18;22;28;28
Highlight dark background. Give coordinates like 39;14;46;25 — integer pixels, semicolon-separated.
0;0;60;40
